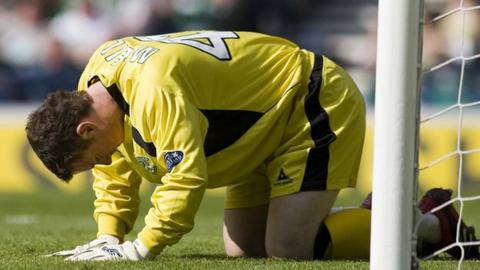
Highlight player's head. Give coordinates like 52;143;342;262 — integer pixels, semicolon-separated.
26;86;125;182
25;90;94;182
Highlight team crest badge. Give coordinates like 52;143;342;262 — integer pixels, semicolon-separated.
164;151;184;172
135;156;157;174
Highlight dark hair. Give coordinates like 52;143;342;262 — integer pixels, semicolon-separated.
25;90;93;182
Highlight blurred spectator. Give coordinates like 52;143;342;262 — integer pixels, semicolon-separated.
421;10;456;106
331;4;378;105
0;0;49;67
0;61;21;101
140;0;179;35
48;0;113;67
18;36;81;100
421;0;480;106
0;0;51;100
438;0;480;59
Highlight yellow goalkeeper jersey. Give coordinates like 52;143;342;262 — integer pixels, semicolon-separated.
78;31;316;253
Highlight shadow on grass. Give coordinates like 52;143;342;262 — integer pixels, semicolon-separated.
166;253;372;263
164;253;232;260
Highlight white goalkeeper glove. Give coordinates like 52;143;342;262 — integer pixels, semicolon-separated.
65;239;155;261
46;235;120;257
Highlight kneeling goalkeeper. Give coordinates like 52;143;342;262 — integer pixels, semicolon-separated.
26;31;369;260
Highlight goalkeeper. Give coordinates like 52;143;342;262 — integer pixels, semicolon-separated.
25;31;476;261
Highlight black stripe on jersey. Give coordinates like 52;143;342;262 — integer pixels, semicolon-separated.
132;126;157;157
199;109;263;156
106;84;130;116
102;81;157;157
300;55;336;191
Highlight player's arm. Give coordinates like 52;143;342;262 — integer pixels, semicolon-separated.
48;150;142;259
92;150;142;240
136;85;209;255
66;83;210;261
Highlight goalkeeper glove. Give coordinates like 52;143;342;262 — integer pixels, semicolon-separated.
65;239;155;261
46;235;120;257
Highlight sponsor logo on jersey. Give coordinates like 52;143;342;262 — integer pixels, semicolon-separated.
135;156;157;174
275;169;292;185
164;151;184;172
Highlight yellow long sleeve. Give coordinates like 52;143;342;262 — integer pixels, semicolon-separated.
133;84;209;254
92;150;142;240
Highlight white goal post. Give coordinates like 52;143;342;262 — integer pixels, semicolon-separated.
371;0;424;269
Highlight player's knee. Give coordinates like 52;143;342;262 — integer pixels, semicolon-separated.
224;238;266;258
224;242;247;257
265;235;312;260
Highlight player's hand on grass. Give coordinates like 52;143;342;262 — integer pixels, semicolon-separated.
65;239;155;261
46;235;120;257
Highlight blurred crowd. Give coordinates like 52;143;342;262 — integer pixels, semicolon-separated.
0;0;312;101
0;0;479;107
421;0;480;107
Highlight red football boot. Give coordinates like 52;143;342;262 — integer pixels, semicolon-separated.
417;188;479;259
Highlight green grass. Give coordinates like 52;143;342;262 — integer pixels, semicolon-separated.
0;190;478;269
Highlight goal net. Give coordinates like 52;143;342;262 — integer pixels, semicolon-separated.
412;0;480;269
371;0;480;269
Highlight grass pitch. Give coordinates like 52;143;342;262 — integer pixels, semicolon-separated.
0;190;478;269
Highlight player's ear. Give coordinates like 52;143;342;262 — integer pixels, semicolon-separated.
76;121;96;140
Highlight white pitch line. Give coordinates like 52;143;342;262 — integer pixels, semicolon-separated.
4;214;38;225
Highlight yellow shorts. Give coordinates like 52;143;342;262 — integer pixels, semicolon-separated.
225;55;366;209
